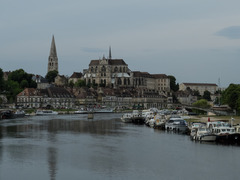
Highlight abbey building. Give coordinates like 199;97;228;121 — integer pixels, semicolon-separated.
84;47;170;92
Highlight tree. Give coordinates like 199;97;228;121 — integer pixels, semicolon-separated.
168;75;179;92
203;90;211;101
20;80;29;89
5;80;21;101
8;69;36;88
45;70;58;83
193;99;211;108
221;84;240;112
75;79;86;87
0;68;4;91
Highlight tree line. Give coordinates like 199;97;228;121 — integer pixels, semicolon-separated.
0;68;37;103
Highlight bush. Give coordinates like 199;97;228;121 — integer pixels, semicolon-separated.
192;99;211;108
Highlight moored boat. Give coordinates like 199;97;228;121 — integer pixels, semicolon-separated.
13;110;25;118
36;110;58;115
191;127;217;142
207;121;240;144
165;117;188;133
1;110;14;119
121;113;132;123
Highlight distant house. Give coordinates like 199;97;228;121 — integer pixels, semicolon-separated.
179;83;218;96
175;90;198;105
32;75;50;89
54;75;68;86
69;72;83;84
17;87;75;109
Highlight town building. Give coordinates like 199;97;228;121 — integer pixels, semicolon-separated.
175;90;198;105
69;72;83;84
32;75;50;89
54;75;68;86
152;74;171;92
17;87;75;109
179;83;218;96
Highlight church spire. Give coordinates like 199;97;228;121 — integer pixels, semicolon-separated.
108;46;112;60
48;35;58;73
49;35;57;57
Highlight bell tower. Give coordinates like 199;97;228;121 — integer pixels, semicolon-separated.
48;35;58;73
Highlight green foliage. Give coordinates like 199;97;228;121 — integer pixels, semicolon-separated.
168;75;179;92
8;69;31;83
1;69;37;101
0;68;4;91
75;79;86;87
221;84;240;111
203;90;211;101
5;80;22;101
20;80;29;89
192;99;211;108
45;70;58;83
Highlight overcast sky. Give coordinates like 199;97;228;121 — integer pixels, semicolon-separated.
1;0;240;87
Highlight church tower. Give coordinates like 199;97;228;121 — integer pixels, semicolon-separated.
48;35;58;73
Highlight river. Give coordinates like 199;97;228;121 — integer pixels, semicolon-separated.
0;113;239;180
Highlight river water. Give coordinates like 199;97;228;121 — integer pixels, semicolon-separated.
0;113;239;180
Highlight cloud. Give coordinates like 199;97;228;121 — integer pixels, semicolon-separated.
215;26;240;39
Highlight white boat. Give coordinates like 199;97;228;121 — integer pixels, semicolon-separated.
13;110;25;118
121;113;132;123
131;110;145;124
191;127;216;141
165;118;188;132
93;107;114;113
74;108;89;114
207;121;240;143
149;114;166;128
36;110;58;115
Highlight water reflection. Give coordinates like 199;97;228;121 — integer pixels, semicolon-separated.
0;114;124;139
48;147;58;180
0;114;240;180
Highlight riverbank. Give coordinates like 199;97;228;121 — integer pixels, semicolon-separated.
186;115;240;125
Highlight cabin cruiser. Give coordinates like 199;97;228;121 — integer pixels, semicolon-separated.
121;113;132;123
131;110;145;124
190;127;216;142
149;114;166;128
13;110;25;118
74;108;89;114
144;111;156;126
36;110;58;115
165;118;188;133
207;121;240;143
93;107;114;113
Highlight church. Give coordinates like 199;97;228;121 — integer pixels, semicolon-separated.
84;47;132;88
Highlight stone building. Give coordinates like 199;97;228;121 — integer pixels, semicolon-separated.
17;87;75;109
175;90;198;105
84;47;131;88
54;75;68;86
69;72;83;84
131;71;171;92
48;35;58;73
32;75;50;89
152;74;170;92
179;83;218;96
